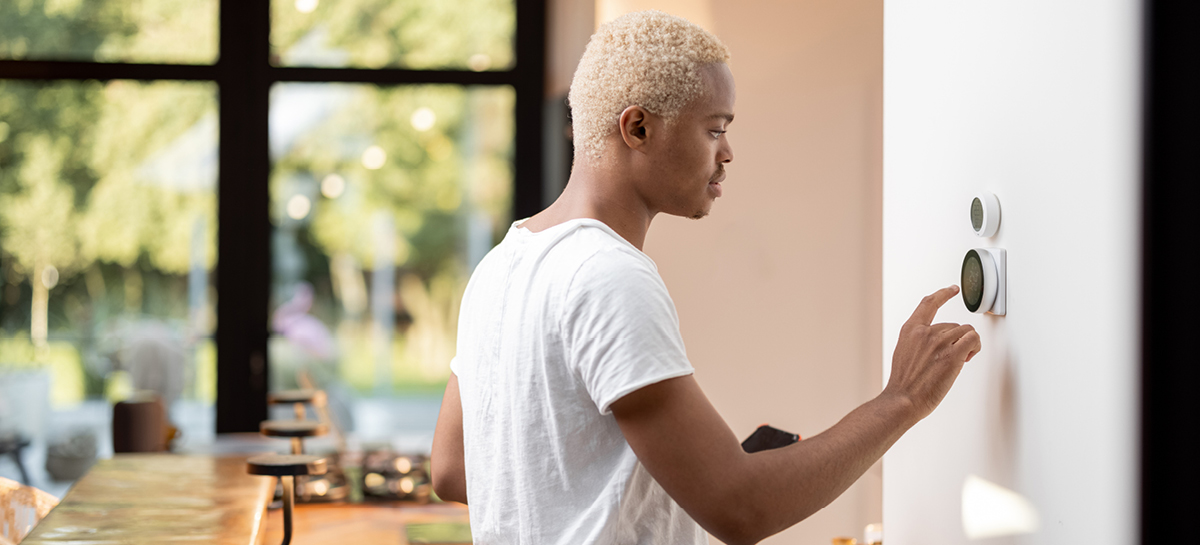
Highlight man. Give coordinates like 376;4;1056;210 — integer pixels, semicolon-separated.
431;10;980;544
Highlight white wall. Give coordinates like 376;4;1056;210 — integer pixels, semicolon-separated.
882;2;1141;544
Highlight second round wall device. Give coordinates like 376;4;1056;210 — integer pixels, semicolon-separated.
971;192;1001;237
961;248;1006;315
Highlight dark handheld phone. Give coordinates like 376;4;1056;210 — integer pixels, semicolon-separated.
741;424;800;453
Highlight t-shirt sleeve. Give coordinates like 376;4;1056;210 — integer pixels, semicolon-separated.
561;249;694;415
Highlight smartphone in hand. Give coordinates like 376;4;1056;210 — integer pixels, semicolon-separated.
741;424;800;453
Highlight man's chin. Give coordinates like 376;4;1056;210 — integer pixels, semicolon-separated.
663;199;712;220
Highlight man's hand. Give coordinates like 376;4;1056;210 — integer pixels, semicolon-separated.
611;287;982;544
884;285;982;422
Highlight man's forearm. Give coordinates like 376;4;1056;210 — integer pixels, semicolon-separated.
731;393;917;542
613;377;923;545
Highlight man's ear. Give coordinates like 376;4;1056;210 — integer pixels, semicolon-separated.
618;105;653;151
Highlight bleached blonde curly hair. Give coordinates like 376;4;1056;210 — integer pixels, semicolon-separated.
568;10;730;160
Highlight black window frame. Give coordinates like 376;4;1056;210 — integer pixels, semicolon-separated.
0;0;545;433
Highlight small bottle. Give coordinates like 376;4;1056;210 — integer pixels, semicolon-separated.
831;538;857;545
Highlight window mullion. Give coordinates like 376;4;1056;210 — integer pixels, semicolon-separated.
268;66;517;86
0;60;218;81
513;0;547;219
215;0;272;433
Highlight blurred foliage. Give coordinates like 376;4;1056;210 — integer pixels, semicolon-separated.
274;84;513;275
0;335;85;407
81;81;216;273
269;83;514;391
0;80;216;335
0;0;217;64
271;0;514;70
1;0;222;406
0;0;516;405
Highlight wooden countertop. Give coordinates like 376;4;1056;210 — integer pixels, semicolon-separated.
22;453;274;545
261;501;470;545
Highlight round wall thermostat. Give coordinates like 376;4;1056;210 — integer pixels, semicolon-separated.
961;248;1006;315
970;192;1001;237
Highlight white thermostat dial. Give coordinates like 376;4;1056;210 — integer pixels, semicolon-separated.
970;192;1001;237
961;248;1006;315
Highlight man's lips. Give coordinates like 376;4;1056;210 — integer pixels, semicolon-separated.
708;172;724;197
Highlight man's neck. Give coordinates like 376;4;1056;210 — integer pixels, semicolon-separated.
520;159;655;251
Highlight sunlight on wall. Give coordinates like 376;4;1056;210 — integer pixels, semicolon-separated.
962;475;1039;539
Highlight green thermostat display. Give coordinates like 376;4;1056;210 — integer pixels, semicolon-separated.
970;199;984;232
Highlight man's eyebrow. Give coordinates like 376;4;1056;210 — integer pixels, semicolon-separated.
709;113;735;123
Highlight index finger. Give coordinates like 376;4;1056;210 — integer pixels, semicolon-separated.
906;285;961;326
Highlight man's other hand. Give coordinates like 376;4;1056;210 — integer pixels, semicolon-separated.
884;285;982;422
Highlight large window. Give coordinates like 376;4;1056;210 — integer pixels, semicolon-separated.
0;0;543;490
0;0;219;64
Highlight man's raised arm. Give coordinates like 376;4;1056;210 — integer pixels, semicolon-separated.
610;286;980;545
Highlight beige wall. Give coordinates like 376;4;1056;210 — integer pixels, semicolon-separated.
597;0;713;31
546;0;594;97
549;2;884;543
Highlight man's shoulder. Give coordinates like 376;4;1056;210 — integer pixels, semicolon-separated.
521;219;656;272
564;237;666;305
471;219;660;294
561;226;654;275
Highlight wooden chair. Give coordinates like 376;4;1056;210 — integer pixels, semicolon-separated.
268;389;327;421
260;420;328;456
247;454;326;545
0;477;58;545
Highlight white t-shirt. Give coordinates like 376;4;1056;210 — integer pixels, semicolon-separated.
450;218;707;545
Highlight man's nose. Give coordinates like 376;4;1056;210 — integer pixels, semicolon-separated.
720;137;734;163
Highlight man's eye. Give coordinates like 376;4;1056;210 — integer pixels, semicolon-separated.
709;130;726;139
